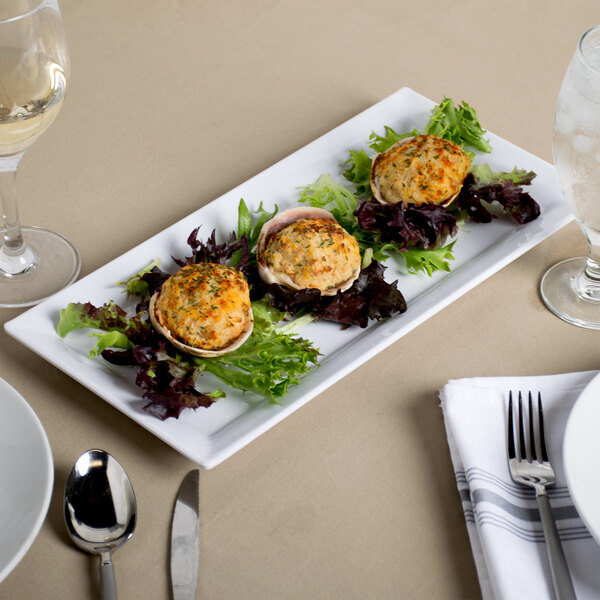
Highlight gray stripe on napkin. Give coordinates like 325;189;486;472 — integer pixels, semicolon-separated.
476;509;591;543
472;488;580;521
463;468;571;499
457;487;593;542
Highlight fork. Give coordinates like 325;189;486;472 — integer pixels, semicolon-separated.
507;391;577;600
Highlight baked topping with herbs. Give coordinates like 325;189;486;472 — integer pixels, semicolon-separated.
371;134;471;207
151;263;252;353
258;210;361;294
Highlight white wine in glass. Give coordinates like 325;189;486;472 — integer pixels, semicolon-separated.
541;24;600;328
0;0;80;307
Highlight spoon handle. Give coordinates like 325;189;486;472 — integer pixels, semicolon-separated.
100;554;117;600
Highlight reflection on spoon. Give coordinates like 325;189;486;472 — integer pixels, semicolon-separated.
64;449;137;600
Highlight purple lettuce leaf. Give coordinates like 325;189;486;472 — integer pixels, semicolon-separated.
354;200;458;250
174;228;251;277
454;173;541;224
266;285;322;315
102;339;217;420
266;260;406;329
139;267;171;298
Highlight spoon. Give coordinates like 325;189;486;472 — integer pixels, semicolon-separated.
64;449;137;600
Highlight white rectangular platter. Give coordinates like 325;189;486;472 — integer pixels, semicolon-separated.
4;87;572;469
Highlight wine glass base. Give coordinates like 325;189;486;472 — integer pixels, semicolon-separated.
540;257;600;329
0;226;81;308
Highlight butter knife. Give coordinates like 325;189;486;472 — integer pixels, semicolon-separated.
170;469;200;600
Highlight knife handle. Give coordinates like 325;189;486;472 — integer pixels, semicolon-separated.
99;554;118;600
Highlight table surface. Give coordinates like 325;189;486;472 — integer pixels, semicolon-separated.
2;1;599;598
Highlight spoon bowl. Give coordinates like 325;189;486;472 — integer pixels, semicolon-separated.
64;449;136;600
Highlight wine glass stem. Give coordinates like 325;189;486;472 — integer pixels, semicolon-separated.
1;168;22;252
586;244;600;280
0;153;35;275
574;240;600;301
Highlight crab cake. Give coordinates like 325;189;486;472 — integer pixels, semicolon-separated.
150;263;253;356
371;134;471;207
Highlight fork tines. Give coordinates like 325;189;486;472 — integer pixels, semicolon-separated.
507;390;549;463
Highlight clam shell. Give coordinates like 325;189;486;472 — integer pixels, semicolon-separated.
371;137;413;205
256;207;361;296
149;289;254;358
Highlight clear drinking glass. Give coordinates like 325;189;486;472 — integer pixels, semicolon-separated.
0;0;80;308
541;24;600;329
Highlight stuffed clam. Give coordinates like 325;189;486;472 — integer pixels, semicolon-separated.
149;262;253;357
370;134;471;207
256;207;361;296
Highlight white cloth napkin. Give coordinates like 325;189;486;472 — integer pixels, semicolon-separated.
440;370;600;600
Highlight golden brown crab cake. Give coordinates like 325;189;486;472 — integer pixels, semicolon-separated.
151;263;252;354
371;134;471;207
258;211;361;295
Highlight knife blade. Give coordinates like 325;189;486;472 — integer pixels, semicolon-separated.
170;469;200;600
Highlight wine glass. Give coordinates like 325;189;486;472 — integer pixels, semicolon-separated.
0;0;80;308
541;24;600;329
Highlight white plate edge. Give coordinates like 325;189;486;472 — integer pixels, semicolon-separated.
0;378;54;583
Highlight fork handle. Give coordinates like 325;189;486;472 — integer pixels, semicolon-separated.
537;491;577;600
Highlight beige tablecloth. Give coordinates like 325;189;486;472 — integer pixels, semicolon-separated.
1;1;599;598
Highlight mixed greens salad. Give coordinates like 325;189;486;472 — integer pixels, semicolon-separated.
57;97;540;419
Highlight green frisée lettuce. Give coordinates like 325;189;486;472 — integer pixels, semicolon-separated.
424;97;492;156
469;164;536;186
368;126;420;154
197;299;319;401
299;174;358;233
57;296;320;419
403;242;456;277
343;149;372;197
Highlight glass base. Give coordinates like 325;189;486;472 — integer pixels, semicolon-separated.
0;226;81;308
540;257;600;330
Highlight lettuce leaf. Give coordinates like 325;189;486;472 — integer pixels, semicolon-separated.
403;242;456;276
354;199;458;250
176;228;251;274
343;148;372;197
266;260;407;328
57;301;152;344
455;173;540;225
57;295;320;419
424;98;492;156
315;260;407;327
469;164;536;186
368;126;420;154
118;258;162;298
113;342;223;420
88;331;133;358
299;174;358;231
245;201;279;251
198;301;319;401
